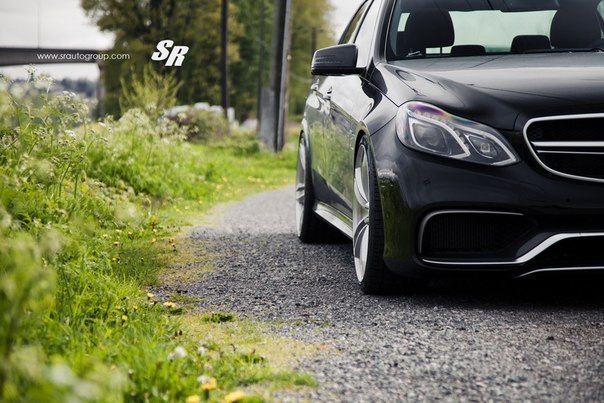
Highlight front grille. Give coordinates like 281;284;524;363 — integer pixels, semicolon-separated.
526;116;604;182
420;212;535;259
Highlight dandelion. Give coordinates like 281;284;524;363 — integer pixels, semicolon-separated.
147;293;154;300
121;315;128;323
168;346;187;361
163;302;177;309
224;391;247;403
151;238;157;244
199;377;218;400
185;395;201;403
113;241;120;247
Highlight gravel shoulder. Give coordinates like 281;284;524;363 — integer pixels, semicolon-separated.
181;186;604;402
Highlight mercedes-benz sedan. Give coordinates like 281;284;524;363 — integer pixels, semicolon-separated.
296;0;604;294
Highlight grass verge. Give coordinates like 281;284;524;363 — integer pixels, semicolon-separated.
0;82;308;402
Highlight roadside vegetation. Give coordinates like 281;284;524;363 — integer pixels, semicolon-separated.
0;74;303;402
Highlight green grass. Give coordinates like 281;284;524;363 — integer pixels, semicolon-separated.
0;84;302;402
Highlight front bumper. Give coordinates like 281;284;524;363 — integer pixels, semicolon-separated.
371;120;604;279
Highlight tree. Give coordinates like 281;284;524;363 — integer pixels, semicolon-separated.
81;0;333;120
81;0;242;116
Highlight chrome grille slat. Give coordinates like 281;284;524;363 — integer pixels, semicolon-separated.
524;114;604;183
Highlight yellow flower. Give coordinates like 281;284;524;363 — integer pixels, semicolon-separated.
201;377;218;391
185;395;201;403
147;293;154;300
113;241;120;247
121;315;128;322
224;391;246;402
163;302;177;309
151;238;157;244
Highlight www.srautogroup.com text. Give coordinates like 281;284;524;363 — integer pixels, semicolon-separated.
36;52;131;62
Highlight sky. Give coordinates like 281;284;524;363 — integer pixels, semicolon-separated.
0;0;363;80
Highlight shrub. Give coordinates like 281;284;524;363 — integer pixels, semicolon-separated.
174;108;230;143
120;65;181;119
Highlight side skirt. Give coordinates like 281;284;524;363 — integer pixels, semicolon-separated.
314;201;353;240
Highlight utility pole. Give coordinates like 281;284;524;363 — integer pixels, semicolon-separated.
259;0;292;152
221;0;229;121
256;0;265;124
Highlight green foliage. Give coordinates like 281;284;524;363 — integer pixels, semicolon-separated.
120;66;181;119
81;0;334;119
176;109;230;143
201;312;237;324
0;81;299;401
82;0;243;117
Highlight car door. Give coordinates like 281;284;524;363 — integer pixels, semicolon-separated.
309;1;371;206
323;0;382;217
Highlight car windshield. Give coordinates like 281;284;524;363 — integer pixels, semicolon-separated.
387;0;604;60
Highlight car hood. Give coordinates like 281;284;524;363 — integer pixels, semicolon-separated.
381;53;604;130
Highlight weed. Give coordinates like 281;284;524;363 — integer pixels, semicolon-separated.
201;312;237;324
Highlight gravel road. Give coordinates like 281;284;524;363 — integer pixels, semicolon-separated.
184;187;604;402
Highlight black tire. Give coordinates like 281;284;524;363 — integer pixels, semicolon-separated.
353;136;402;294
295;134;334;243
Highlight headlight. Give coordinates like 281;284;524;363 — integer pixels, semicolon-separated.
396;102;519;166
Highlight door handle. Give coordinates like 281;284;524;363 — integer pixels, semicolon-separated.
324;87;333;101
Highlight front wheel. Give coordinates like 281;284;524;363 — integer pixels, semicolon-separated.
353;137;401;294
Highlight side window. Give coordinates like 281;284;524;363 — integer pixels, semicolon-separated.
599;1;604;22
354;0;381;67
339;1;371;44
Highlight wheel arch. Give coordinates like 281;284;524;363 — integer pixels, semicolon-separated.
299;119;314;176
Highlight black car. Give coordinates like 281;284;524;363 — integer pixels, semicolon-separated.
296;0;604;294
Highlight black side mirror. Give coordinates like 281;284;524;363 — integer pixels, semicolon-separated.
311;44;364;76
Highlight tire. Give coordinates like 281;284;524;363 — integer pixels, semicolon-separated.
353;136;402;294
295;134;333;243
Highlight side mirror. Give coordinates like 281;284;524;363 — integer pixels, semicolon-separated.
311;44;364;76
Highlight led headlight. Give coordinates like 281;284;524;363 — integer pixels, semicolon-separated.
396;102;519;166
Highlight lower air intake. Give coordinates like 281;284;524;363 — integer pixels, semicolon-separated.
420;212;535;259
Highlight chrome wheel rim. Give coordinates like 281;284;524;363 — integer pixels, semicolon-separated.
295;138;306;236
353;144;371;282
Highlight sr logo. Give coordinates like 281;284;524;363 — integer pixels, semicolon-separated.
151;40;189;67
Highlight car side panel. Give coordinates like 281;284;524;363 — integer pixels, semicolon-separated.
322;75;368;216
